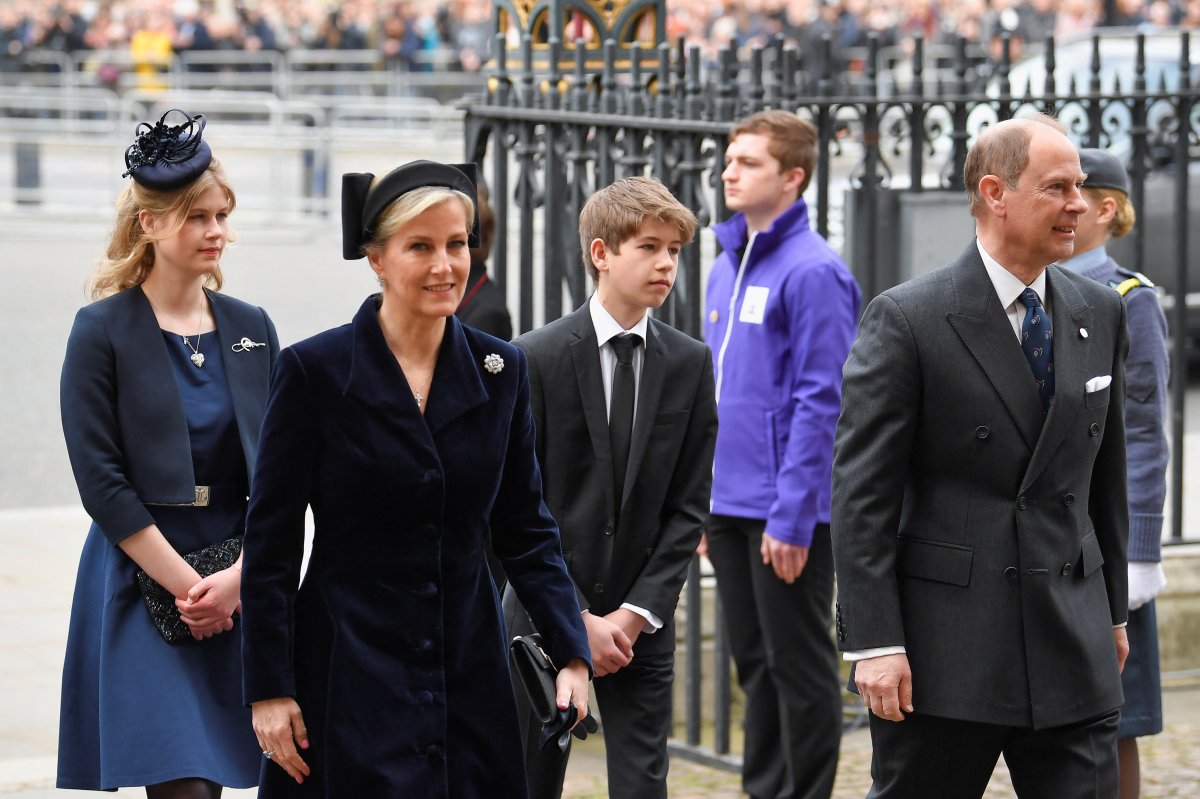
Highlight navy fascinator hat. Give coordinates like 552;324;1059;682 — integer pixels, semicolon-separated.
342;160;480;260
122;109;212;191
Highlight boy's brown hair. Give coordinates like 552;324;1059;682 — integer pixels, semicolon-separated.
730;110;818;196
579;176;698;283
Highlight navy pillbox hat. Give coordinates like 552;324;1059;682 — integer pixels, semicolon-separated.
123;109;212;191
342;160;479;260
1078;148;1129;195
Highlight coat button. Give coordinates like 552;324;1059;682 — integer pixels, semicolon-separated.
416;690;434;705
1004;566;1018;581
1063;493;1075;507
1017;497;1028;510
593;583;605;594
1061;563;1073;576
603;525;613;536
417;639;433;652
975;426;990;439
1089;422;1101;436
424;469;439;483
426;744;444;760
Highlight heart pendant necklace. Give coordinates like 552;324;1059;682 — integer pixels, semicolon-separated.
182;294;205;367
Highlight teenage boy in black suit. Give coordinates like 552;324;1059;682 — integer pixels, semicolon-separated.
504;176;718;798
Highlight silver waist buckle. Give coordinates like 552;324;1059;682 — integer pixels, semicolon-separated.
194;486;210;507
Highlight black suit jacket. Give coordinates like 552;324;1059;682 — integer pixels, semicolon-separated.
60;285;279;544
831;243;1130;730
515;302;717;656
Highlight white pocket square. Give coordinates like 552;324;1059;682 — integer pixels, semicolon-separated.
1085;375;1112;393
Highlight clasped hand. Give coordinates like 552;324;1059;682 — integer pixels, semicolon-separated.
583;608;644;676
175;566;240;640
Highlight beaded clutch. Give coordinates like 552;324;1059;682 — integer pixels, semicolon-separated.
134;536;242;644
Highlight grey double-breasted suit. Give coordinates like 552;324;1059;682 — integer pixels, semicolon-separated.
831;243;1130;730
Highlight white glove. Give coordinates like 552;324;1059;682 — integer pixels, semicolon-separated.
1128;561;1167;612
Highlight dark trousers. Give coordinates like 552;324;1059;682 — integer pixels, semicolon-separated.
706;515;841;799
866;708;1120;799
503;588;674;799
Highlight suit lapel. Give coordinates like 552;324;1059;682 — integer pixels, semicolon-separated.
342;297;438;458
210;290;269;472
945;249;1045;453
622;319;666;515
1022;267;1093;490
567;307;615;515
423;317;489;436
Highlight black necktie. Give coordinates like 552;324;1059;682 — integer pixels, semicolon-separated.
1019;287;1054;413
608;334;639;521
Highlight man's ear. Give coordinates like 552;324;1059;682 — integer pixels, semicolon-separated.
785;166;806;197
590;238;609;274
978;175;1007;216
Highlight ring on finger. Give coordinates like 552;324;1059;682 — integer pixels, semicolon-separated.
262;750;275;760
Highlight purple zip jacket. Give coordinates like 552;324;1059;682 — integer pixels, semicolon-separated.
705;198;861;547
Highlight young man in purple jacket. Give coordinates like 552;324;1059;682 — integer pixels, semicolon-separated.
701;110;861;799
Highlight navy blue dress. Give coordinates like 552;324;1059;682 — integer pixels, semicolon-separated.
58;331;260;790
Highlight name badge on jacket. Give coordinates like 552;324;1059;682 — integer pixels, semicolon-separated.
739;286;770;325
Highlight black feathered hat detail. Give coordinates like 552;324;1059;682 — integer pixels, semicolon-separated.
342;161;479;260
123;109;213;191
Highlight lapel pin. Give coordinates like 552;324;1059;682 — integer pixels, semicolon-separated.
484;353;504;374
232;337;267;352
1079;328;1089;339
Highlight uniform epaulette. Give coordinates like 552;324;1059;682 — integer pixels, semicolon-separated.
1109;267;1156;297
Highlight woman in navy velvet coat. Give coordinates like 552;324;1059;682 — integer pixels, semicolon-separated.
240;161;591;798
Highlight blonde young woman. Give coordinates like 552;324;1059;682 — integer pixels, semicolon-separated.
240;161;591;797
58;110;277;798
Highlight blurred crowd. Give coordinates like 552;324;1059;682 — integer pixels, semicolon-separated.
2;0;1200;79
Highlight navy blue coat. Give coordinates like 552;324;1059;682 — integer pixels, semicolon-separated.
240;296;590;798
61;285;279;544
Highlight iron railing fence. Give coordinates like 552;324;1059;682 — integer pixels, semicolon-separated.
462;28;1198;767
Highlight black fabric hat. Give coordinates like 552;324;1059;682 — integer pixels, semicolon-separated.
123;109;213;191
1079;148;1129;195
342;160;479;260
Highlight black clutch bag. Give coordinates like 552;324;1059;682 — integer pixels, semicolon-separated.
134;536;242;644
509;633;598;751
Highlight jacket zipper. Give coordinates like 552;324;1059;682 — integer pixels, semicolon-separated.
714;233;756;405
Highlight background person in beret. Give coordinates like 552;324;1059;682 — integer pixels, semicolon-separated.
239;160;591;798
57;110;278;796
1060;147;1169;799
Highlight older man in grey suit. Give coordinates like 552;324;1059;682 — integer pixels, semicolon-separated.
831;114;1131;798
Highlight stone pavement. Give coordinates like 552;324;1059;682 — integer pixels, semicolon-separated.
3;506;1198;798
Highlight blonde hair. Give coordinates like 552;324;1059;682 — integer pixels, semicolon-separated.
963;114;1067;218
578;176;698;283
361;185;476;260
1085;186;1137;239
89;158;236;300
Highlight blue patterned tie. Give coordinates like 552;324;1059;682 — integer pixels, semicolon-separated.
1019;287;1054;413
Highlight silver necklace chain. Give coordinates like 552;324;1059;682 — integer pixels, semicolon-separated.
181;292;206;367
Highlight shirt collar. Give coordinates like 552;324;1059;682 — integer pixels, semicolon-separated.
1058;245;1110;278
977;239;1049;309
589;294;649;347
